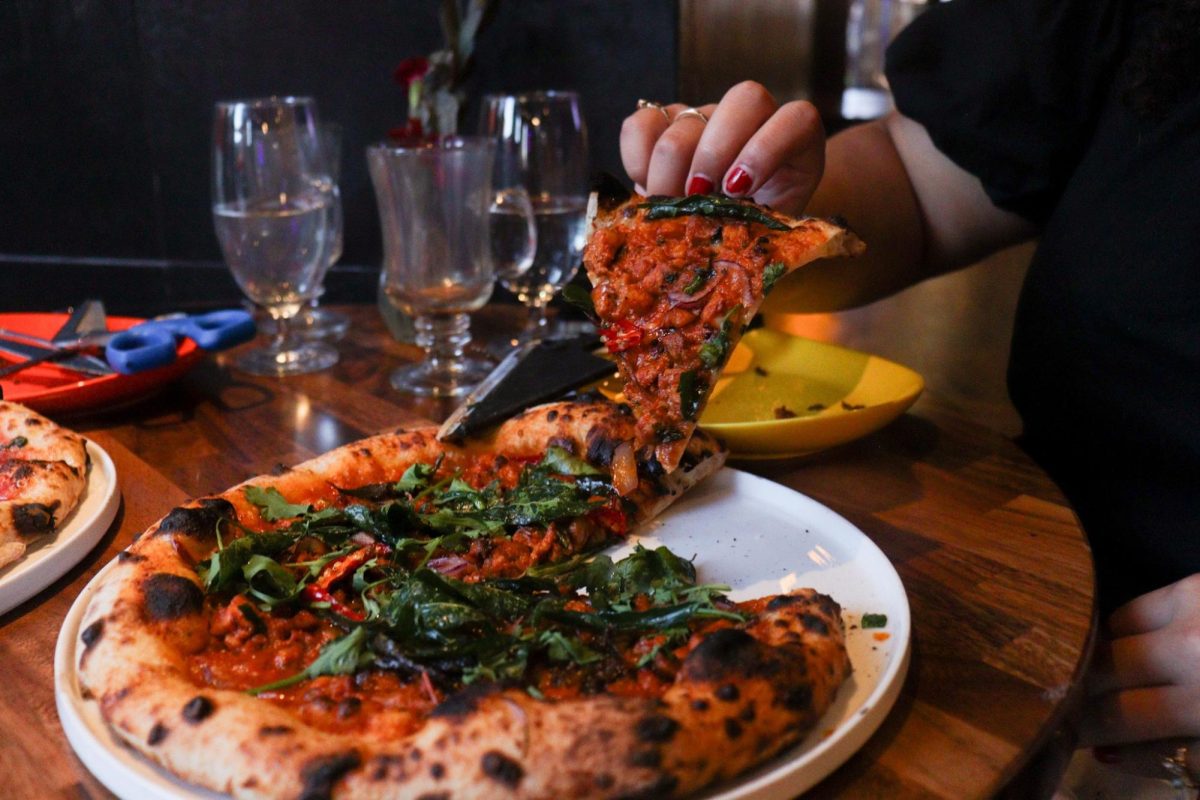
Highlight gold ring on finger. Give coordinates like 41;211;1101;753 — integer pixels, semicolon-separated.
673;107;709;124
636;99;670;121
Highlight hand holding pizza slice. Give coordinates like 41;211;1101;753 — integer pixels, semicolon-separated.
582;192;864;472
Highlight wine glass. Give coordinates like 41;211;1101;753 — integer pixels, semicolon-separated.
298;122;351;340
480;90;589;341
368;136;531;398
212;96;339;375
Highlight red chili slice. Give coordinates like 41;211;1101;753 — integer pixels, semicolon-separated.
599;319;644;353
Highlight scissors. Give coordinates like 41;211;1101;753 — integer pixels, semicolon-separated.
95;310;257;374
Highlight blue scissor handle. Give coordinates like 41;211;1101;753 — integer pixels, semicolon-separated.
143;309;257;351
104;310;257;375
105;327;178;374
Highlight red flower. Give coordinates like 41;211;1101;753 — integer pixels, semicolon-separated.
393;57;430;87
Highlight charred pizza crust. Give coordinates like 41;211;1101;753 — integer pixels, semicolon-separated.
583;192;864;472
0;401;89;568
76;400;850;799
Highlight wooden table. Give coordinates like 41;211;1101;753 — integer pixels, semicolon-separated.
0;304;1095;799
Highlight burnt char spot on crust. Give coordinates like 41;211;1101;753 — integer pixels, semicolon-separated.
13;502;59;534
299;751;362;800
765;594;804;611
635;714;679;743
546;409;559;422
681;629;778;682
259;725;293;736
416;794;451;800
781;684;814;714
142;573;204;620
80;619;104;649
715;683;739;702
595;773;615;789
585;426;620;467
155;498;235;539
690;698;709;712
430;762;445;780
629;749;661;768
147;723;168;746
801;613;830;635
117;550;147;563
429;681;502;719
480;751;523;788
182;696;214;723
614;774;680;800
724;718;744;740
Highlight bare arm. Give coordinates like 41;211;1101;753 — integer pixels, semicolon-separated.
621;82;1037;312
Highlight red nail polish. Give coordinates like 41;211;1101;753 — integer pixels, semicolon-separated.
725;166;752;195
686;175;714;196
1093;746;1121;764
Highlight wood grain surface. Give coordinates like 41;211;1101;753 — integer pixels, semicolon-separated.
0;304;1095;800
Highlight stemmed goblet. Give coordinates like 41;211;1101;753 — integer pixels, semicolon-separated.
480;90;589;342
212;96;339;375
368;136;533;398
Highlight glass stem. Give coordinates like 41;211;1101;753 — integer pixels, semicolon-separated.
270;309;294;354
415;313;472;375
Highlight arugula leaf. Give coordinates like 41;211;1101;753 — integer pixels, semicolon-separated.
862;613;888;629
395;461;438;493
248;627;370;695
538;630;603;665
539;446;604;477
242;554;300;604
698;305;742;369
197;531;296;593
561;283;596;318
683;265;715;295
243;485;310;521
762;261;788;294
678;369;705;421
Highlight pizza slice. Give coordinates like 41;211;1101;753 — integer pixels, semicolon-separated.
581;192;865;471
0;400;89;568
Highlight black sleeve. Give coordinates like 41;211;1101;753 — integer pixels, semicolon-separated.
884;0;1128;224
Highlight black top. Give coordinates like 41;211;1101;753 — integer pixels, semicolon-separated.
886;0;1200;614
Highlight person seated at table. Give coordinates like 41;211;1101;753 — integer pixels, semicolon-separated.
621;0;1200;783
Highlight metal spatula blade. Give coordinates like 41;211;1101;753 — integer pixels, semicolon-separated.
437;335;616;443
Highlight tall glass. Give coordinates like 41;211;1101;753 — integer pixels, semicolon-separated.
480;90;589;340
212;96;338;375
299;122;351;340
369;137;525;398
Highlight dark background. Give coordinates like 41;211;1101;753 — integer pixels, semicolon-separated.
0;0;679;312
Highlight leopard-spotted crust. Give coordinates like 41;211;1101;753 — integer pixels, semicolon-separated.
0;400;89;568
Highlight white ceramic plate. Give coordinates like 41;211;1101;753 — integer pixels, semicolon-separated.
0;440;119;616
56;468;909;800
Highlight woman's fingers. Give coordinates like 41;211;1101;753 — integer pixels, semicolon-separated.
734;101;826;213
643;103;718;196
1079;684;1200;746
620;81;827;215
620;103;674;191
1106;574;1200;638
1089;628;1200;693
686;81;780;196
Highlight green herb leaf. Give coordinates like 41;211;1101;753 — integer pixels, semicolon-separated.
539;446;604;477
248;627;369;695
638;195;791;231
538;630;603;665
243;485;310;521
861;613;888;629
395;461;438;493
698;305;742;369
197;531;296;593
242;554;300;604
762;262;788;294
561;283;596;318
678;369;705;421
683;265;714;295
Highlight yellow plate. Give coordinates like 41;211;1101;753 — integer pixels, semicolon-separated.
598;328;924;460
